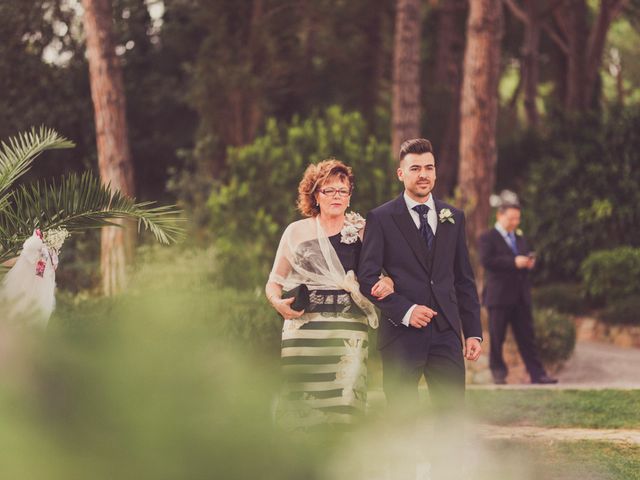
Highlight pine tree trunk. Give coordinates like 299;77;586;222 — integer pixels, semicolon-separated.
522;0;540;126
458;0;503;266
433;0;467;198
82;0;136;296
391;0;422;157
565;0;589;111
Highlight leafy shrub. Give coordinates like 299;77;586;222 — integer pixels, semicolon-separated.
534;308;576;365
532;283;588;315
580;247;640;304
522;108;640;281
599;296;640;326
208;106;394;288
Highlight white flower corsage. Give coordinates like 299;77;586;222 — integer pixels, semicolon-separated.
341;211;365;244
438;208;455;224
43;227;70;253
516;228;523;236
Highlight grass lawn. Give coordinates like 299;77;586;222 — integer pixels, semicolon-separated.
489;440;640;480
468;389;640;429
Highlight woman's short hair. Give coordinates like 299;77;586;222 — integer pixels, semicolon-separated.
297;159;354;217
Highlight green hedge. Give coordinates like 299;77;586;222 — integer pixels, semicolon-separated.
600;296;640;326
534;308;576;365
580;247;640;304
532;282;588;315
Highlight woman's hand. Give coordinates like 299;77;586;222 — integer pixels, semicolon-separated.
271;296;305;319
371;275;394;300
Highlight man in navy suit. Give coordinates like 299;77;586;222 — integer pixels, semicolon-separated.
358;138;482;408
478;204;557;384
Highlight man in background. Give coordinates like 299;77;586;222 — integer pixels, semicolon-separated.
478;203;557;385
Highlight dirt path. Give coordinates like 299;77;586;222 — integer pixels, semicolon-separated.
470;340;640;389
478;424;640;444
555;340;640;387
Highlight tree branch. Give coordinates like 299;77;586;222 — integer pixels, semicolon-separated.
542;20;569;54
503;0;529;23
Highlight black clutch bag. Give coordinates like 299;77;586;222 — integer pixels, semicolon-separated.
282;284;310;312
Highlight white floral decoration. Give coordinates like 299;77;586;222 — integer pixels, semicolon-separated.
438;208;455;224
43;227;70;253
340;211;365;244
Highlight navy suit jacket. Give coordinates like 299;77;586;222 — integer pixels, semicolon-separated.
478;228;533;307
358;194;482;349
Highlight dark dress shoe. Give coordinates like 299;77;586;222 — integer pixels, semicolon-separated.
493;378;507;385
531;375;558;384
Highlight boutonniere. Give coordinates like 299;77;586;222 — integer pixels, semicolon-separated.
341;211;365;244
516;228;523;236
438;208;455;224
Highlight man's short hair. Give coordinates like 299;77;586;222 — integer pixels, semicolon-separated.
497;203;521;214
399;138;434;162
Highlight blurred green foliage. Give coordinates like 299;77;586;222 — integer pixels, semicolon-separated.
0;258;317;479
531;283;589;315
533;308;576;365
580;246;640;304
522;108;640;282
208;106;394;288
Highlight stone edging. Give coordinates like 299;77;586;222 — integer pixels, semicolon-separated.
575;316;640;348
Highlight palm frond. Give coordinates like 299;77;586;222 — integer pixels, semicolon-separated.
0;172;184;263
0;126;74;209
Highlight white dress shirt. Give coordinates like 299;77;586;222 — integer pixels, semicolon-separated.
404;191;438;235
494;222;515;250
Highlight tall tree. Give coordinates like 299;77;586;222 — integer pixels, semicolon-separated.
503;0;542;126
458;0;503;263
432;0;467;197
391;0;423;156
82;0;136;295
548;0;629;111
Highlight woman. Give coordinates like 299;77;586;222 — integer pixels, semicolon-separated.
265;159;392;430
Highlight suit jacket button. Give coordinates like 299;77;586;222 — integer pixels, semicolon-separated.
430;280;434;285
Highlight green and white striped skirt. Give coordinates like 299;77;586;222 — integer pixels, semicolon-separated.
276;289;369;430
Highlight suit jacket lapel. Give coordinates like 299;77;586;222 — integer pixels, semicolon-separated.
391;194;431;275
429;199;450;270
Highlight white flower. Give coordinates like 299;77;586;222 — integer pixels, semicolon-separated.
438;208;455;224
341;211;365;244
43;227;70;253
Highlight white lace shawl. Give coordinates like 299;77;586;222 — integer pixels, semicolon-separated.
268;216;378;328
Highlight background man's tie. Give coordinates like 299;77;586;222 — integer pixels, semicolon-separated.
507;231;519;255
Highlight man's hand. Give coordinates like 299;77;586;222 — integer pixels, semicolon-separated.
409;306;437;328
464;337;482;361
515;255;530;269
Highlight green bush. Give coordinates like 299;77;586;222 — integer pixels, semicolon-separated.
55;245;284;357
534;308;576;365
580;247;640;304
522;108;640;281
600;296;640;326
208;106;394;288
532;283;588;315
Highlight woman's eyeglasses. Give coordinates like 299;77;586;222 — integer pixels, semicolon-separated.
319;187;352;198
